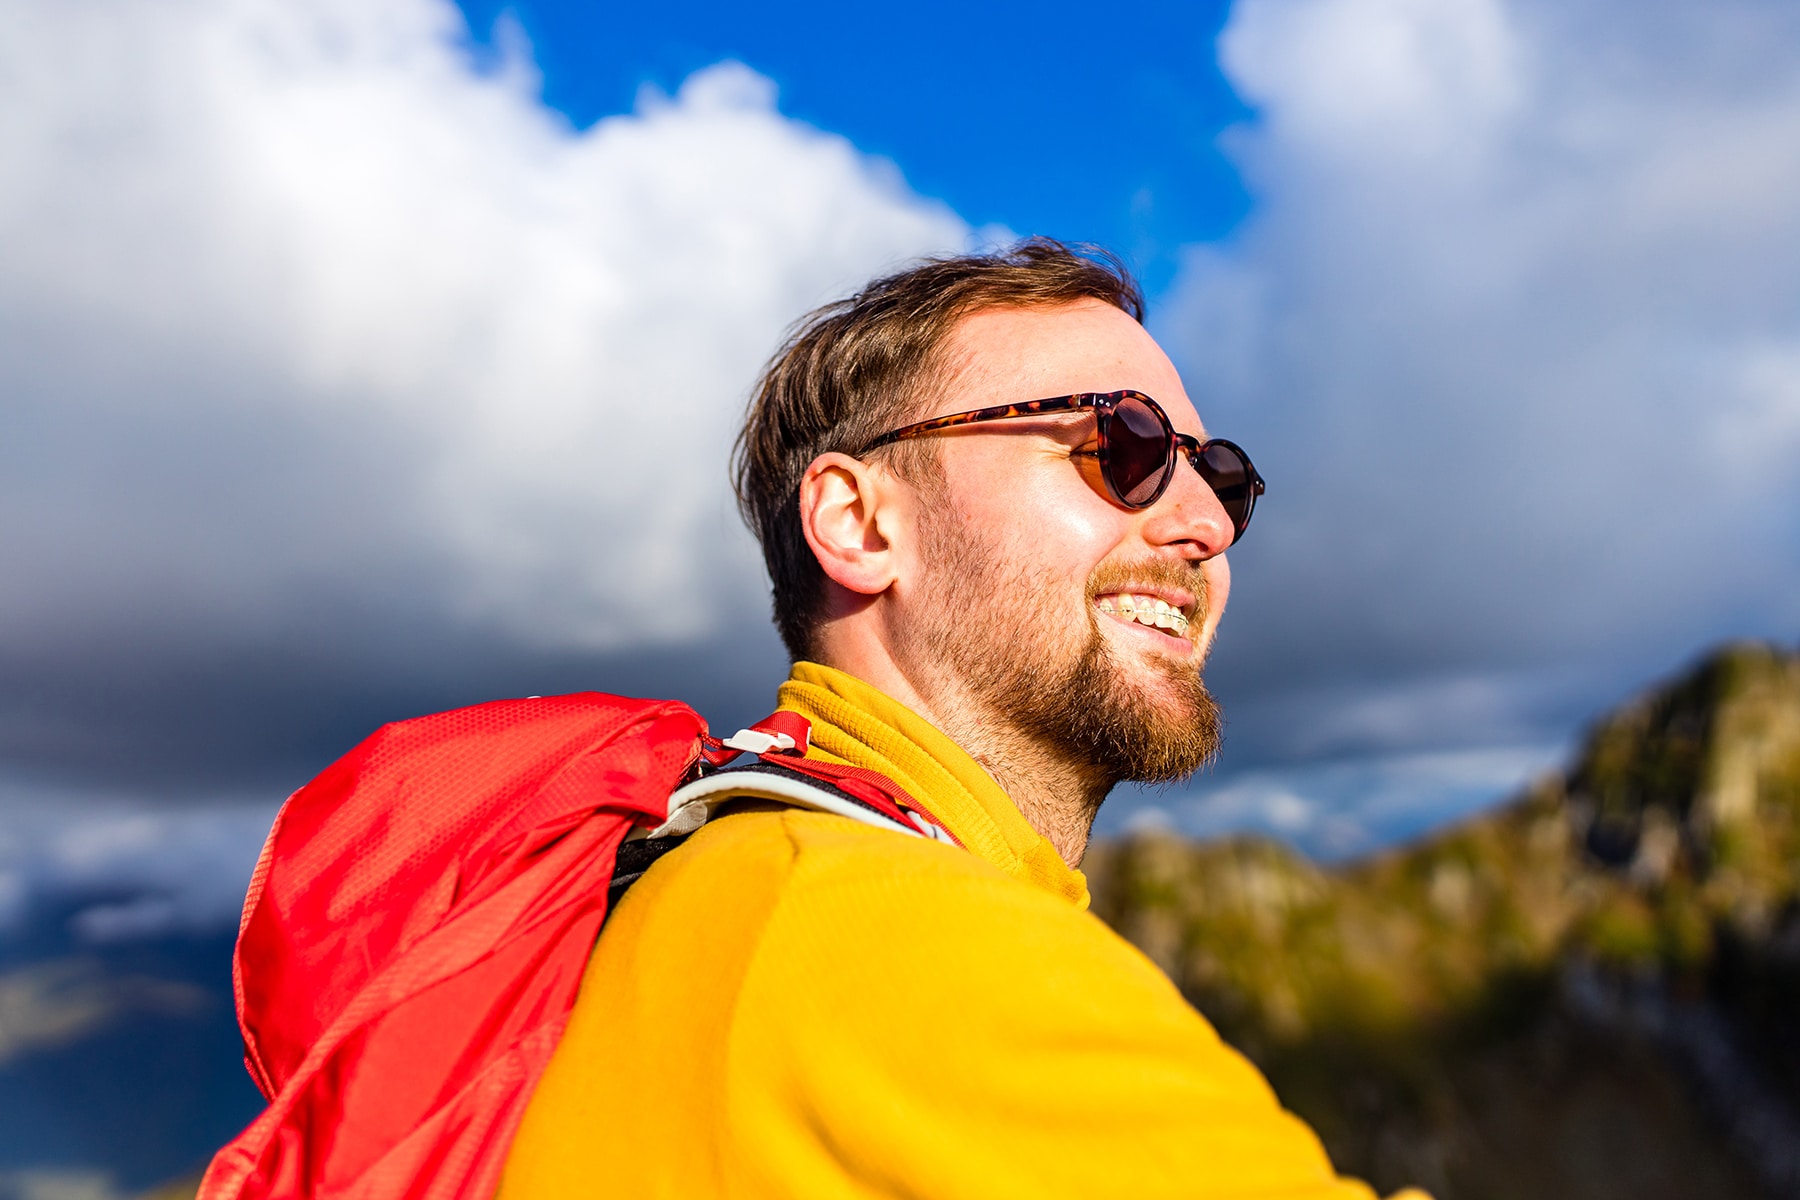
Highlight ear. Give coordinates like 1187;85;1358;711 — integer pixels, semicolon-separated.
799;452;904;597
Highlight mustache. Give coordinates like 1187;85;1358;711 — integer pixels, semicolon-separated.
1086;559;1210;613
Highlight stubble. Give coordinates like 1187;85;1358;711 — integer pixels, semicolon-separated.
907;506;1222;793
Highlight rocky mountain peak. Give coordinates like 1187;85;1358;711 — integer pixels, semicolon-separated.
1572;642;1800;886
1086;640;1800;1200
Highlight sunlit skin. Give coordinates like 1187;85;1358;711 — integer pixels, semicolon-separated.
798;299;1235;864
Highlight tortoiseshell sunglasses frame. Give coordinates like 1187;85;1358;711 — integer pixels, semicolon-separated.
856;390;1265;539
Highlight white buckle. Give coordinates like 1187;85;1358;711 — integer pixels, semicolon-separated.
719;728;797;755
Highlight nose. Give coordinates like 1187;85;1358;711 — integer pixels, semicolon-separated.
1141;451;1236;560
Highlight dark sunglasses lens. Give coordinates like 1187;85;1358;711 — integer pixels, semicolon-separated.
1107;395;1173;507
1197;441;1256;535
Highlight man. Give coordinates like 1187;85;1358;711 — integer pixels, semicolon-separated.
499;241;1422;1199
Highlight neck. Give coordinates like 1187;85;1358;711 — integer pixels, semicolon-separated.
939;706;1110;866
825;647;1111;865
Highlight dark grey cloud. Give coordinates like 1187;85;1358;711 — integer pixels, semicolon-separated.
1154;0;1800;807
0;619;791;940
0;0;968;933
0;2;965;760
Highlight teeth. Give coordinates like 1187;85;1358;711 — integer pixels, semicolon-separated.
1095;593;1191;637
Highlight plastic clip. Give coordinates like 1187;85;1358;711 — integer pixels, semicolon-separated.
719;728;799;755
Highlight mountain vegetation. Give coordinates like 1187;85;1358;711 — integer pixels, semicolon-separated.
1085;641;1800;1200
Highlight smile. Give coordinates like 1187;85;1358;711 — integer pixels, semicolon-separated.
1094;593;1191;637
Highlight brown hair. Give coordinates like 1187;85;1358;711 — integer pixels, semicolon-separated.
732;237;1145;660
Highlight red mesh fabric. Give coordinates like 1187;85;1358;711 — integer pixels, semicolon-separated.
199;693;705;1200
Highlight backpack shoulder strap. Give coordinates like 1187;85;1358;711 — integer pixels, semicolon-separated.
659;758;956;842
605;834;694;915
605;757;960;918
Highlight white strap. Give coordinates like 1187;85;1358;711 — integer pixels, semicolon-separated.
650;769;926;841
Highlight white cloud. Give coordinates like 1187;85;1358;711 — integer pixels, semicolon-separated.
0;958;207;1064
1167;0;1800;760
0;0;981;924
1721;341;1800;474
0;781;277;938
0;0;968;655
0;1168;133;1200
1225;0;1525;160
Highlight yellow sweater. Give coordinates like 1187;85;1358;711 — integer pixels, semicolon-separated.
500;662;1424;1200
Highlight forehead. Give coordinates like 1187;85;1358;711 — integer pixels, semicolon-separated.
933;299;1203;435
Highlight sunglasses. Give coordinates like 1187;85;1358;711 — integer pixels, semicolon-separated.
857;390;1265;541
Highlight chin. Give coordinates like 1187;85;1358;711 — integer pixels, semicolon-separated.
1063;632;1221;785
1140;669;1208;727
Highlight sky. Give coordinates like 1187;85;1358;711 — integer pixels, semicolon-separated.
2;0;1798;943
449;0;1252;287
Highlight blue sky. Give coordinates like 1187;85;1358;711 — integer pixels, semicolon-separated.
450;0;1250;287
1;0;1798;953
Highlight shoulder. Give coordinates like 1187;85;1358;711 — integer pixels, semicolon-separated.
663;809;1185;1013
634;804;1019;907
601;806;1025;959
617;805;1160;992
608;807;1212;1072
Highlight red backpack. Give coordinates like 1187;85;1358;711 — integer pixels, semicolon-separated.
199;691;954;1200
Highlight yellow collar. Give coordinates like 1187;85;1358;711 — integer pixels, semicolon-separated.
777;662;1089;909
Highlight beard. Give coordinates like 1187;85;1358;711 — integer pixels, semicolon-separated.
905;506;1222;790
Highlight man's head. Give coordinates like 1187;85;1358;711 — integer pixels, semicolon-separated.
735;239;1148;659
734;240;1241;792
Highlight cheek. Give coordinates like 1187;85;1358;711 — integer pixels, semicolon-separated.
935;439;1131;598
1206;554;1230;606
960;470;1117;580
1197;555;1231;644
